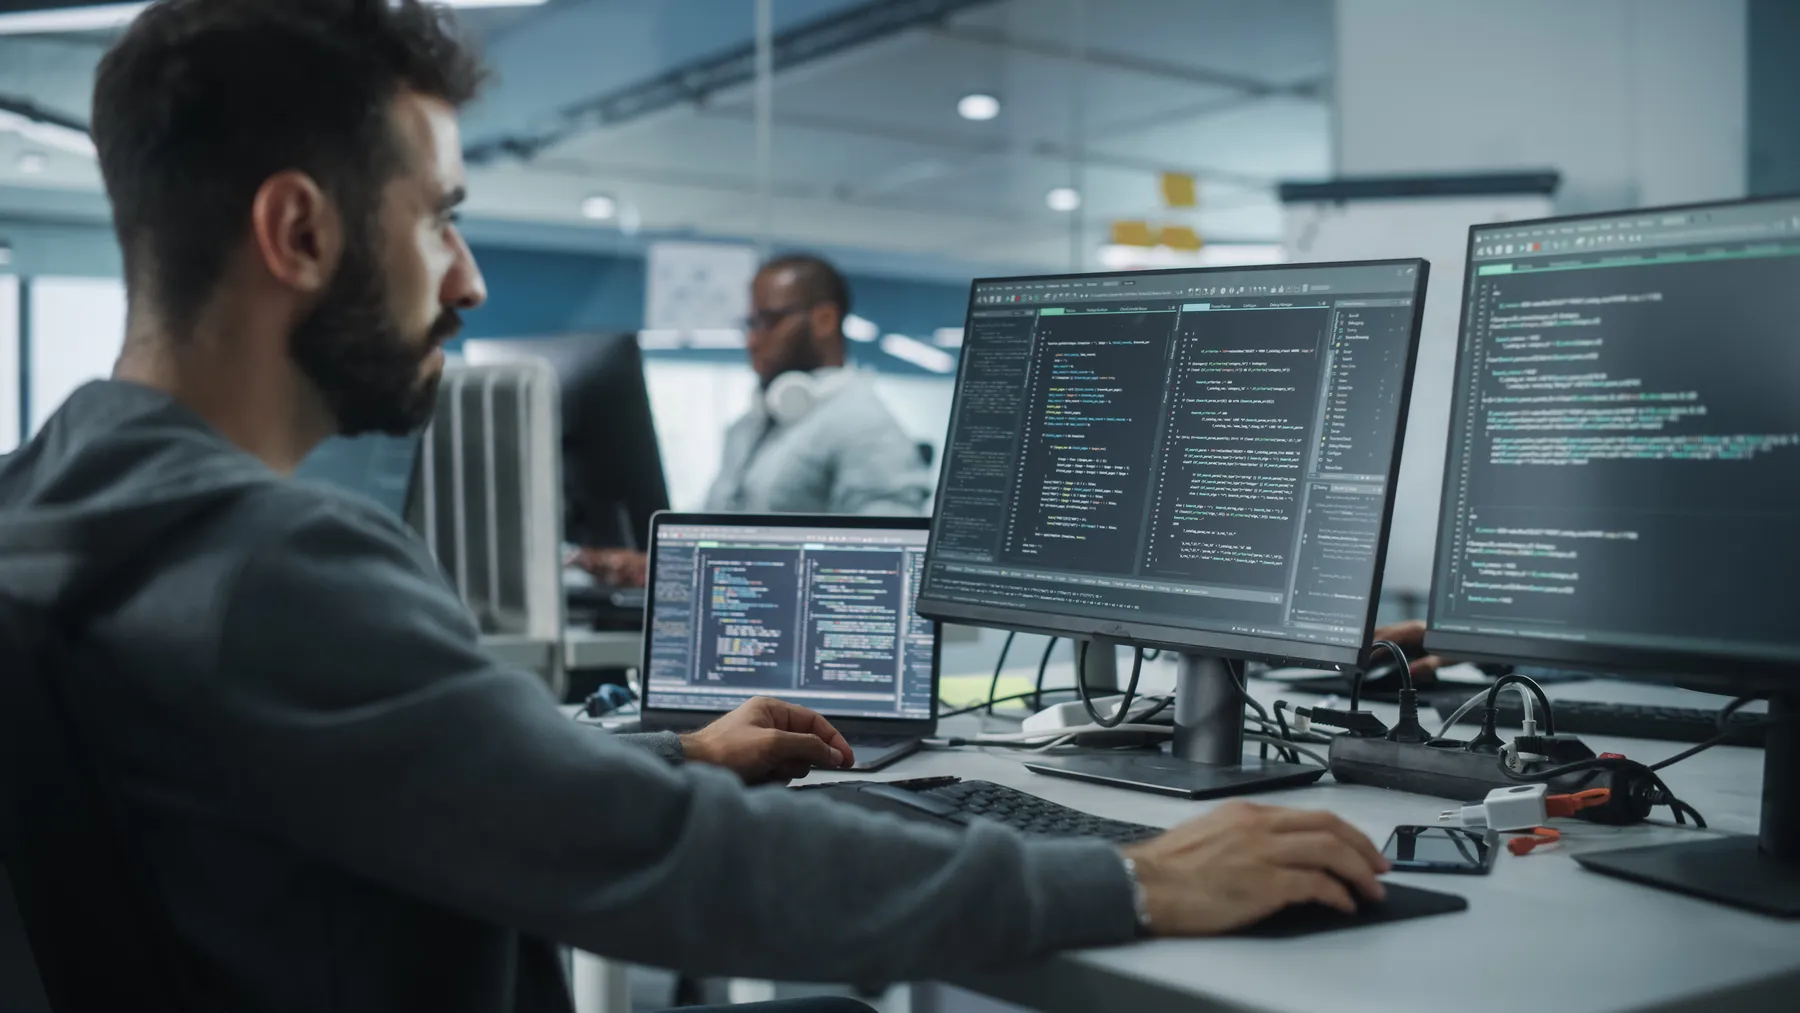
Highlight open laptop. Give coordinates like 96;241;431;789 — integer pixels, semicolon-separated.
638;513;940;772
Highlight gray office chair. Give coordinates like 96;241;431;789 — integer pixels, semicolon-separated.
0;872;49;1012
0;502;243;1012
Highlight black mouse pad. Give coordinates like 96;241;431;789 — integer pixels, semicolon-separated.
1236;881;1468;939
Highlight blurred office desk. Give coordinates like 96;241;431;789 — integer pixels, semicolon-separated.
849;671;1799;1013
564;629;642;672
481;633;559;680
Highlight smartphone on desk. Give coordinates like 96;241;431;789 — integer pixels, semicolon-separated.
1382;825;1499;875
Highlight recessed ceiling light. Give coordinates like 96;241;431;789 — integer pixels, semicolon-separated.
1046;187;1081;212
957;93;1001;122
843;314;880;342
880;333;957;374
15;151;47;174
0;0;547;35
580;195;617;221
0;109;93;157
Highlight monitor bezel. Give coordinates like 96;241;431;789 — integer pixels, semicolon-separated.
915;258;1431;671
1424;193;1800;692
639;511;943;732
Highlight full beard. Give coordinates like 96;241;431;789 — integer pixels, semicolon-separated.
289;236;461;438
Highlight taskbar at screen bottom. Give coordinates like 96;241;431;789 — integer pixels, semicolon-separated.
646;687;932;721
916;597;1366;670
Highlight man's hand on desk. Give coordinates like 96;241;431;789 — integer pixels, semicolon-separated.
680;697;857;786
1374;619;1445;685
568;547;649;588
1121;801;1389;936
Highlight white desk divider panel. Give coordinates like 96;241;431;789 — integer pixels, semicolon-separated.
410;358;567;697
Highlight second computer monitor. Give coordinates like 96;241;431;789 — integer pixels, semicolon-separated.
555;334;671;551
917;261;1428;670
1430;196;1800;688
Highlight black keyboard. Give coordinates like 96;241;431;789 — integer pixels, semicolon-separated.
1431;694;1768;747
800;777;1163;844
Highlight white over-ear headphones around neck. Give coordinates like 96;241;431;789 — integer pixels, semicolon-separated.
761;367;855;426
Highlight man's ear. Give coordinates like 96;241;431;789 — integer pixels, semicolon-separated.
812;302;843;344
248;170;343;296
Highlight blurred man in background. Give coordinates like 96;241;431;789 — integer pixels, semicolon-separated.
706;253;932;515
575;254;932;587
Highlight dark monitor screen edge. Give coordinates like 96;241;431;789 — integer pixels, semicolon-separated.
1426;193;1800;916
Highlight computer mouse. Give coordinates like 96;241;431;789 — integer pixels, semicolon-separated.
1236;880;1468;939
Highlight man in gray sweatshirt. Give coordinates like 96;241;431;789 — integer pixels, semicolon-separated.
0;2;1387;1011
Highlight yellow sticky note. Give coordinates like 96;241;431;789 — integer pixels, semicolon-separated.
1161;172;1198;207
1160;225;1203;251
1111;220;1156;247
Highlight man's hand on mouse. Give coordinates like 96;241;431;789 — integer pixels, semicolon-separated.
680;697;856;785
1121;800;1390;936
1373;619;1446;685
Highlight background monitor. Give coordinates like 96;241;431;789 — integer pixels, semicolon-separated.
917;260;1428;672
1428;195;1800;916
468;334;671;552
1428;196;1800;689
555;334;671;551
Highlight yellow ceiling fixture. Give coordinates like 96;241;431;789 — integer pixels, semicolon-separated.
1159;226;1203;252
1160;172;1198;208
1110;221;1157;248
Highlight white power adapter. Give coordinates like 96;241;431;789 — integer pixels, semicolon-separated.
1020;697;1126;735
1441;783;1548;831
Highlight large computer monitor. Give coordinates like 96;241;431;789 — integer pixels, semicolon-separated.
468;334;671;551
1427;195;1800;914
918;260;1428;797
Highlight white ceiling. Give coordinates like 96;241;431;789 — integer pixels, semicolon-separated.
0;0;1334;276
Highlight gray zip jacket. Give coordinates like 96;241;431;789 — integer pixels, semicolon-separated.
0;380;1137;1013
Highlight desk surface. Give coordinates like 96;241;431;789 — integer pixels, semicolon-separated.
823;663;1794;1013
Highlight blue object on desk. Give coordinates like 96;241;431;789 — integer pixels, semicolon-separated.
583;683;637;718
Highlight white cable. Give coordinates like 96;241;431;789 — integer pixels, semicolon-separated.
1435;684;1539;740
1434;688;1489;739
959;722;1176;745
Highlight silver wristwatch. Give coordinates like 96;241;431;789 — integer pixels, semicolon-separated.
1120;856;1152;934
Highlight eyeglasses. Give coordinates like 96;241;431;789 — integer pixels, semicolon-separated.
742;304;815;332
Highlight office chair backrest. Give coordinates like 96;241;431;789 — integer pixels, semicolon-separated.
0;499;244;1011
0;604;187;1011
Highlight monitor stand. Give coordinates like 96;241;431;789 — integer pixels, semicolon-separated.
1022;642;1326;800
1575;693;1800;917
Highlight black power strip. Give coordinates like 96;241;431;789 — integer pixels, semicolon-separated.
1328;735;1656;824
